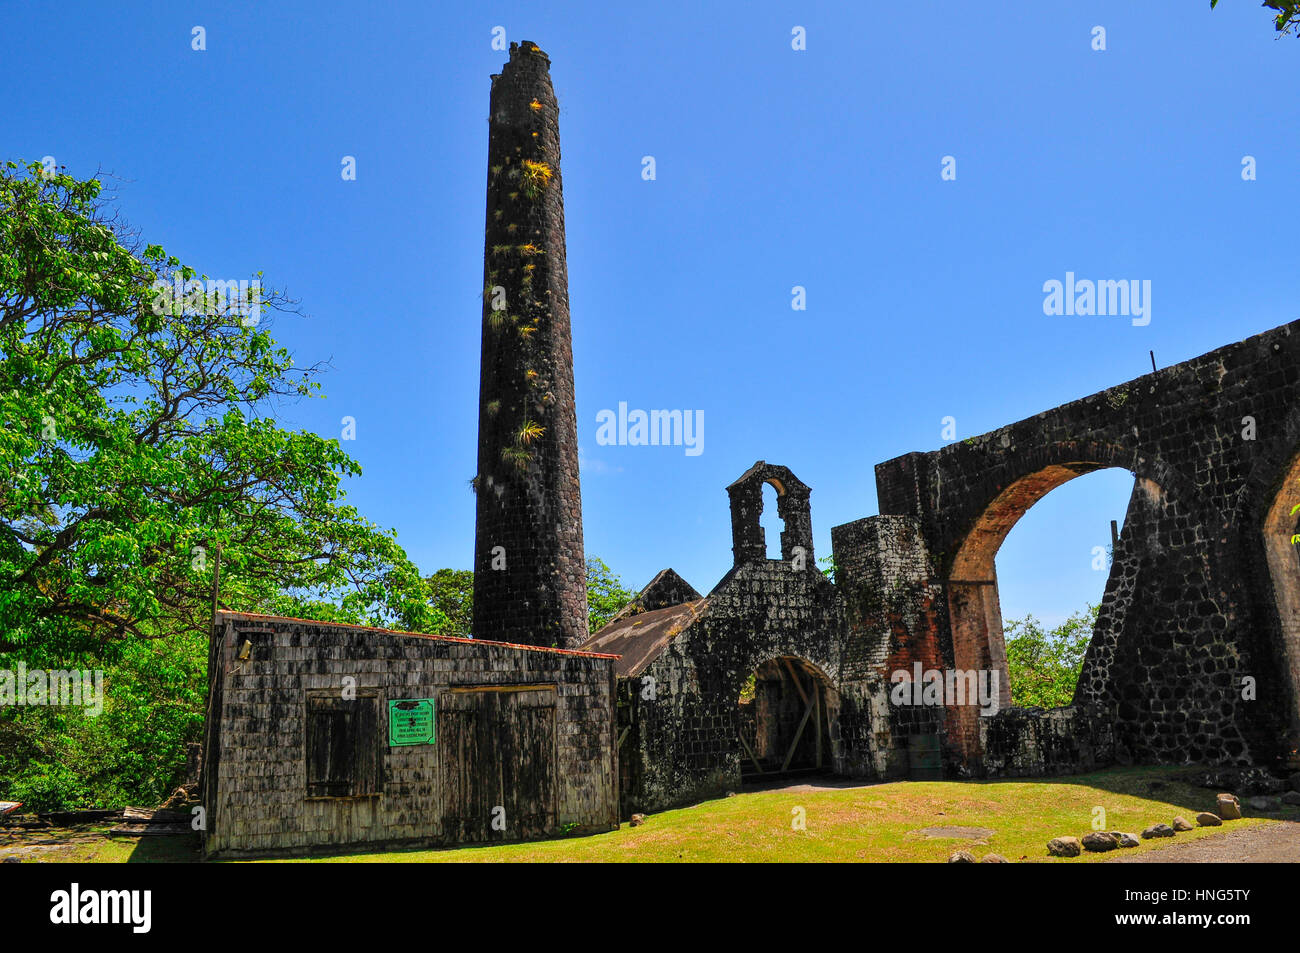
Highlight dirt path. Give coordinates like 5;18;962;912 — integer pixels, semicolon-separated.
0;826;109;861
1106;821;1300;863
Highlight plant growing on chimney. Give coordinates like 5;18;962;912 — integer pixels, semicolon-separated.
520;160;552;199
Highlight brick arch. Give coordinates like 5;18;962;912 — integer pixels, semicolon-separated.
938;440;1221;765
936;438;1195;568
942;440;1194;695
948;446;1157;708
1240;407;1300;762
880;408;1262;767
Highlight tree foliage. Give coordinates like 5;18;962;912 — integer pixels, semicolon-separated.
1211;0;1300;36
585;556;637;632
423;557;638;638
426;568;474;638
0;161;442;651
1003;605;1099;709
0;629;206;812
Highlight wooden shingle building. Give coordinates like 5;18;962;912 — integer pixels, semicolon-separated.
201;611;619;858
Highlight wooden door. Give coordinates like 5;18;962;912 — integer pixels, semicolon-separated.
438;687;557;842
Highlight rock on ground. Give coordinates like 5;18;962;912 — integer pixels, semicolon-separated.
1047;836;1082;857
1217;793;1242;820
1082;832;1119;852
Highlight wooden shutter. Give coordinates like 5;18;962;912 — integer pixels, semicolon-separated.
305;693;381;798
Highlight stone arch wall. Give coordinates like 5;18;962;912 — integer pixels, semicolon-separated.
621;559;865;814
893;440;1250;768
621;322;1300;805
874;321;1300;772
927;440;1222;766
738;656;842;775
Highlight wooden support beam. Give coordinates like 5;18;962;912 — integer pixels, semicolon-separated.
781;694;817;773
814;683;822;769
737;731;764;774
783;658;811;706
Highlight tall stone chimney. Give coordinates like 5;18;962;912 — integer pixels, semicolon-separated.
472;42;587;649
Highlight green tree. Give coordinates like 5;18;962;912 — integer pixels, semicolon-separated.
585;556;637;632
0;161;442;651
422;557;638;637
425;568;474;638
1211;0;1300;37
1003;605;1099;709
0;626;207;811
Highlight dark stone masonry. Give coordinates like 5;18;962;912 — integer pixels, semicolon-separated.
876;322;1300;775
204;46;1300;851
586;323;1300;816
472;42;587;650
202;612;618;858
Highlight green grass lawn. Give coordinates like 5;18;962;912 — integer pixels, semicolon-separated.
34;765;1289;864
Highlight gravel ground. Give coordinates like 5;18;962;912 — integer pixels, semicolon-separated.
1106;821;1300;862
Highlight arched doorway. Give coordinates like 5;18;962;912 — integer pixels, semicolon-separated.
1262;449;1300;763
737;657;836;779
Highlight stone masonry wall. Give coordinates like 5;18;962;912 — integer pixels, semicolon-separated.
202;612;617;858
622;561;862;815
473;42;587;649
876;319;1300;772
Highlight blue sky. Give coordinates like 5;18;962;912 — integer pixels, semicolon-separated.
5;1;1297;628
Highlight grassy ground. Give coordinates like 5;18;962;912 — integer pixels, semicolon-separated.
14;766;1291;863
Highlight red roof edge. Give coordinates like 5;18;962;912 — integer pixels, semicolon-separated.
217;610;621;660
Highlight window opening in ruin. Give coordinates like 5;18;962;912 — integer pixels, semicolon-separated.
761;480;784;560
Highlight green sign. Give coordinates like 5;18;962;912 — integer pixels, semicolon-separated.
388;698;436;746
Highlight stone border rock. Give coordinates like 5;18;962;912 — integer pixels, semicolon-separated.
1048;791;1251;857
